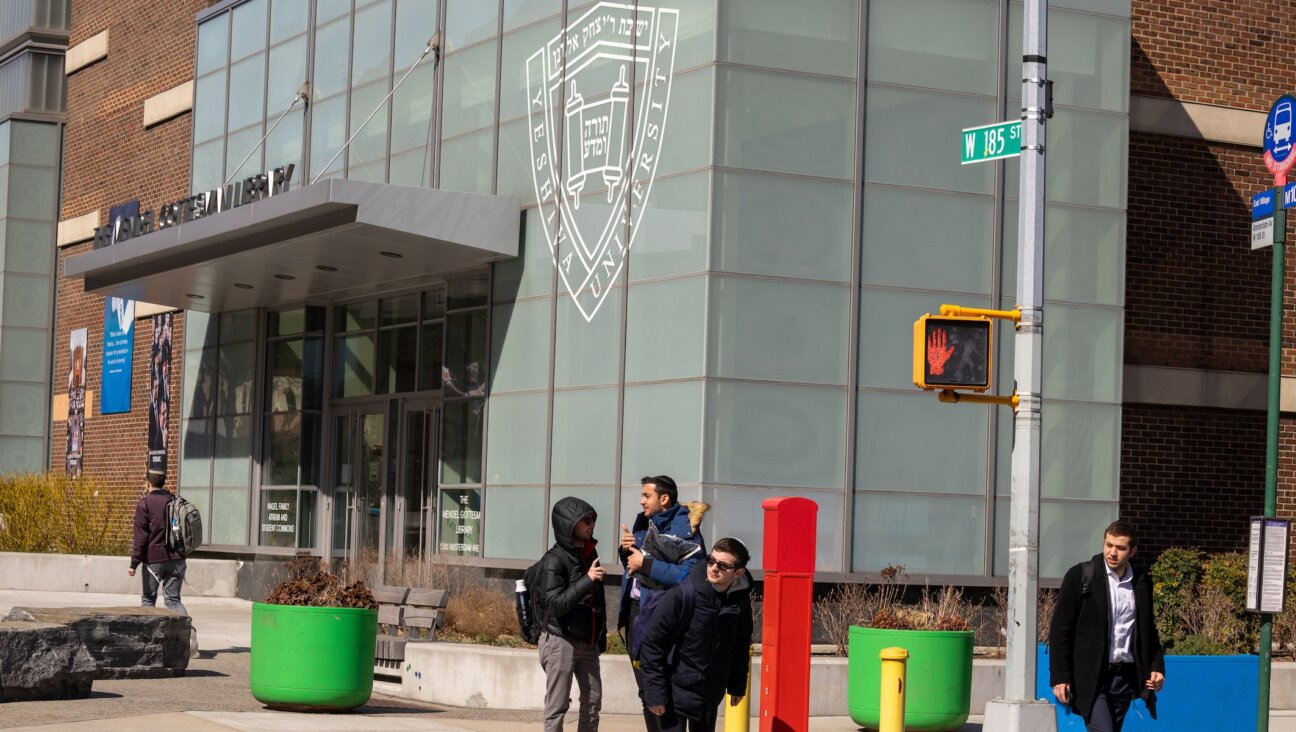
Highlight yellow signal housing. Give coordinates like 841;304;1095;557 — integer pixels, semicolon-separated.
912;313;993;392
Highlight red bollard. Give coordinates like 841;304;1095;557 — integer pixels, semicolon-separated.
759;497;818;732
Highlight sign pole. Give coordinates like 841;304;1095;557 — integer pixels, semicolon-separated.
1260;184;1284;732
983;0;1056;728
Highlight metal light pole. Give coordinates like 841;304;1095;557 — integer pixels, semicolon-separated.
982;0;1057;727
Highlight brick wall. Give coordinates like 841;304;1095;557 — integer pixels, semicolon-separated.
1125;0;1296;565
1131;0;1296;111
1125;132;1273;373
1121;404;1266;559
50;0;214;510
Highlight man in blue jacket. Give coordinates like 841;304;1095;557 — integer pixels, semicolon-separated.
619;475;707;730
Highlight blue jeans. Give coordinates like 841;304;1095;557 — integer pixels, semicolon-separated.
141;559;187;615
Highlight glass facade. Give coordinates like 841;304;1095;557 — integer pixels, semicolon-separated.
181;0;1131;580
0;120;61;472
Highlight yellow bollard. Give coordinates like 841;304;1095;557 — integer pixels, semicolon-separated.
879;647;908;732
723;673;751;732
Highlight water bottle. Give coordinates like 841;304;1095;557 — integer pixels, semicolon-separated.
515;579;531;636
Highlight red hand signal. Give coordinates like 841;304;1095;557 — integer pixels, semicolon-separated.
927;328;955;375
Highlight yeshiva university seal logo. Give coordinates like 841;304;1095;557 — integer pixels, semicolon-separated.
526;2;679;322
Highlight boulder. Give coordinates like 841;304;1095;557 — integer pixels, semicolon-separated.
0;621;95;701
4;607;191;679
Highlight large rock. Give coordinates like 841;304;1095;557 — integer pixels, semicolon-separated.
4;607;191;679
0;621;95;701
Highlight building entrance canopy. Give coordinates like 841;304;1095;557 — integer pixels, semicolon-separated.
64;180;520;311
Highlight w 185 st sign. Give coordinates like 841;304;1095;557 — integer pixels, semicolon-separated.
527;2;679;322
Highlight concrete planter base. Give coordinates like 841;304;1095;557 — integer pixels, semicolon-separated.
397;642;1296;717
400;643;846;716
0;552;238;597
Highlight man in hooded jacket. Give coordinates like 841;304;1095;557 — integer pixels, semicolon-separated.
639;537;753;732
536;496;607;732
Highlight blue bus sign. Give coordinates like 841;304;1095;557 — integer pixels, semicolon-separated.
1265;95;1296;183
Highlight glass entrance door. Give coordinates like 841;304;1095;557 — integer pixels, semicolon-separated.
388;399;439;584
331;406;387;582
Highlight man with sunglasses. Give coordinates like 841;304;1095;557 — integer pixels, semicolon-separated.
639;537;754;732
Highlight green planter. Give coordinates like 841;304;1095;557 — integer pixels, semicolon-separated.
847;625;974;732
249;602;378;711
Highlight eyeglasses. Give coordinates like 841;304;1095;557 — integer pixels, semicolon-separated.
705;556;737;572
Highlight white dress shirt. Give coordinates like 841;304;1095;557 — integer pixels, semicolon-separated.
1106;562;1136;664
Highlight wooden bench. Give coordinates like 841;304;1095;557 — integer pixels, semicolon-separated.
373;586;449;670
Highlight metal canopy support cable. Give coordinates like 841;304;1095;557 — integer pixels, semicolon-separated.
222;82;310;189
312;32;441;185
982;0;1057;726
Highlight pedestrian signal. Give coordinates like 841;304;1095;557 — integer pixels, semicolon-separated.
913;314;992;391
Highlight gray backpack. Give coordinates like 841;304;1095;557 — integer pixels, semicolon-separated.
165;496;203;557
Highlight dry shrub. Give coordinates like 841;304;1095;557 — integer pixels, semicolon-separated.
0;472;129;555
1182;583;1248;653
444;584;521;641
1037;588;1057;643
813;566;980;656
816;582;874;656
266;553;377;609
392;554;476;597
918;584;975;632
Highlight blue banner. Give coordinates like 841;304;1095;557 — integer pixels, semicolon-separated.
101;297;134;414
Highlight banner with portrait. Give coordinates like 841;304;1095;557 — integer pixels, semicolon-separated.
101;297;134;414
147;312;173;475
66;328;87;476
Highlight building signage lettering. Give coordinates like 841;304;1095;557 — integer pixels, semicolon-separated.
526;2;679;322
92;164;296;249
439;488;482;556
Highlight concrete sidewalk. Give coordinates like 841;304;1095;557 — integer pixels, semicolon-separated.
2;589;1293;731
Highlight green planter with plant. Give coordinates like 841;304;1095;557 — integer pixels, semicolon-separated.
833;567;975;732
249;555;378;711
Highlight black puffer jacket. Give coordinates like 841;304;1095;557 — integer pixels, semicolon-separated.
640;560;753;722
536;496;607;650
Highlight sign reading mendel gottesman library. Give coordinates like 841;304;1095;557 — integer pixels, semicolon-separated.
528;2;679;322
91;165;296;249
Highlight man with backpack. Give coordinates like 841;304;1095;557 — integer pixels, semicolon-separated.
127;470;187;615
618;475;707;729
534;496;607;732
1049;521;1165;732
639;537;753;732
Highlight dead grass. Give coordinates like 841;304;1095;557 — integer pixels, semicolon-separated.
443;584;523;643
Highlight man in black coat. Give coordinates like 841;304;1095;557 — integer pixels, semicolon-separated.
640;537;753;732
1049;521;1165;732
536;496;607;732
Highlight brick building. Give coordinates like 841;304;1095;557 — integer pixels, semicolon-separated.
23;0;1296;584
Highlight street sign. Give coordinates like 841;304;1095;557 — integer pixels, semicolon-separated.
1265;95;1296;184
1253;218;1275;250
961;120;1022;165
1254;190;1276;220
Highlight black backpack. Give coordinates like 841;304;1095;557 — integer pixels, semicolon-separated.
517;555;550;644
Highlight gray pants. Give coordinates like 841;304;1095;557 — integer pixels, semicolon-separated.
539;631;601;732
141;559;187;615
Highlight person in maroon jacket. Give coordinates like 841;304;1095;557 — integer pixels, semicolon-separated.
128;470;187;614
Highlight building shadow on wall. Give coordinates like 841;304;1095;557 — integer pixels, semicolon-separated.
1119;38;1269;560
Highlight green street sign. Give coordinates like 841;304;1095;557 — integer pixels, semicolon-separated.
961;120;1022;165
